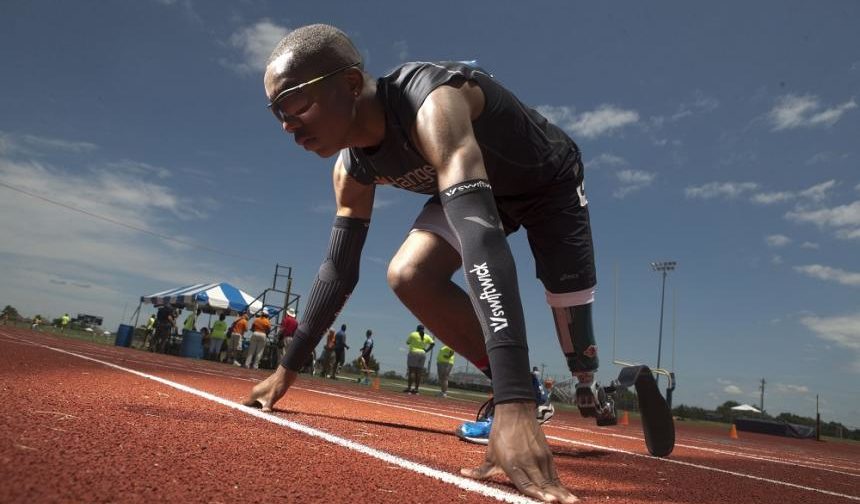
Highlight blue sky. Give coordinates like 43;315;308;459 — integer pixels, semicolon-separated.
1;1;858;427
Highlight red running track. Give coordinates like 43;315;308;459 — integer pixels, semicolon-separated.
1;327;858;503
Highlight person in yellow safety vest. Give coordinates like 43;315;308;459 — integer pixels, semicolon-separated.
60;313;71;333
208;313;229;362
436;344;456;398
404;325;434;394
183;308;201;332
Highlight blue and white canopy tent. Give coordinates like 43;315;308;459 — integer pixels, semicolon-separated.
141;282;266;315
129;282;280;329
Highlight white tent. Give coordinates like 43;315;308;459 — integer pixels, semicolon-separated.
731;404;762;413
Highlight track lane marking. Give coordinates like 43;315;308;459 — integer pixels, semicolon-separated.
3;334;539;504
4;330;859;501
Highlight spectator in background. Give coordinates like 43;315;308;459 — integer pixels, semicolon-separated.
229;312;249;366
359;329;374;371
209;313;228;361
245;311;271;369
31;314;42;331
436;344;455;398
405;325;434;394
152;305;175;353
331;323;349;379
318;328;336;376
200;327;211;355
144;313;156;345
183;308;201;333
278;308;298;363
60;313;71;333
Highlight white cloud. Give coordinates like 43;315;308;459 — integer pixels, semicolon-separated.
613;169;655;198
751;191;795;205
769;94;857;131
724;385;743;395
771;255;784;265
751;180;835;206
650;92;719;128
836;228;860;240
588;153;627;170
794;265;860;287
228;19;291;74
0;131;98;157
801;312;860;372
684;181;759;200
798;180;837;202
716;378;732;385
765;234;791;247
0;155;237;289
800;241;820;249
775;383;809;394
786;201;860;229
537;104;639;139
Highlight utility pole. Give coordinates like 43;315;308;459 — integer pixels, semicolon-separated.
650;261;677;386
759;378;766;413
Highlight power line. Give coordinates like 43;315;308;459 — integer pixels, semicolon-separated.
0;178;267;264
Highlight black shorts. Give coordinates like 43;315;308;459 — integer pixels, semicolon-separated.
335;349;345;365
411;174;596;294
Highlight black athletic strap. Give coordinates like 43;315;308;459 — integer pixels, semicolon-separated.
281;216;369;371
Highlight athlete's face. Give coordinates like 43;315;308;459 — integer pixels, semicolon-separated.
265;52;361;158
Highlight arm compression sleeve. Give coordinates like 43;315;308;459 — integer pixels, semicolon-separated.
440;179;534;404
281;216;369;371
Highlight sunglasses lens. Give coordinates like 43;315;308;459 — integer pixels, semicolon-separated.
271;92;311;124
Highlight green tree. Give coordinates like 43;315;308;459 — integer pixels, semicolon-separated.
2;305;21;321
715;400;741;422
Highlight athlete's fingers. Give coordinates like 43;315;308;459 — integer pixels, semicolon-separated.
541;483;579;503
507;467;554;502
460;461;504;480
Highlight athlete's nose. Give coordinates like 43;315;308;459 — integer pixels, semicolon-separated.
282;118;301;133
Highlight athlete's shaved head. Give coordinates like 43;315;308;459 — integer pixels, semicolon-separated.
266;24;362;77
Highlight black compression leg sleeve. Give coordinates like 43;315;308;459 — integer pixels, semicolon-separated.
440;179;533;404
281;216;369;371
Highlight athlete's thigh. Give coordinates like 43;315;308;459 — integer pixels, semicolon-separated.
391;202;463;280
523;180;596;294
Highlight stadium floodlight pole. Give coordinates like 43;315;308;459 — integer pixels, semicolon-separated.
650;261;677;386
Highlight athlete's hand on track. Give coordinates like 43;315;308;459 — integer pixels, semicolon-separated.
243;365;296;412
461;401;578;503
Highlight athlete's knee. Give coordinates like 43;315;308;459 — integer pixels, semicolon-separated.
386;257;432;295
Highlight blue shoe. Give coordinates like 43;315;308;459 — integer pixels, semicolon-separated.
456;398;493;444
456;377;555;444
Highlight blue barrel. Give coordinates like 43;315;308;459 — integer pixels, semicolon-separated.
115;324;133;347
180;330;203;359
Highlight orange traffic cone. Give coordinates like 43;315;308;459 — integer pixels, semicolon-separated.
620;410;629;426
729;424;738;439
371;377;380;391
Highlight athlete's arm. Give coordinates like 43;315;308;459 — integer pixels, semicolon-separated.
412;83;534;404
280;158;374;371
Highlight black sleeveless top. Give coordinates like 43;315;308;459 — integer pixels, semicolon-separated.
340;61;582;198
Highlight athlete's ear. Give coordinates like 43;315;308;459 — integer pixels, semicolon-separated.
344;68;364;97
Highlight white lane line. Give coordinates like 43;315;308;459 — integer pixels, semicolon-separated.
5;331;859;501
292;388;860;501
547;423;860;477
544;434;860;502
7;335;538;504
